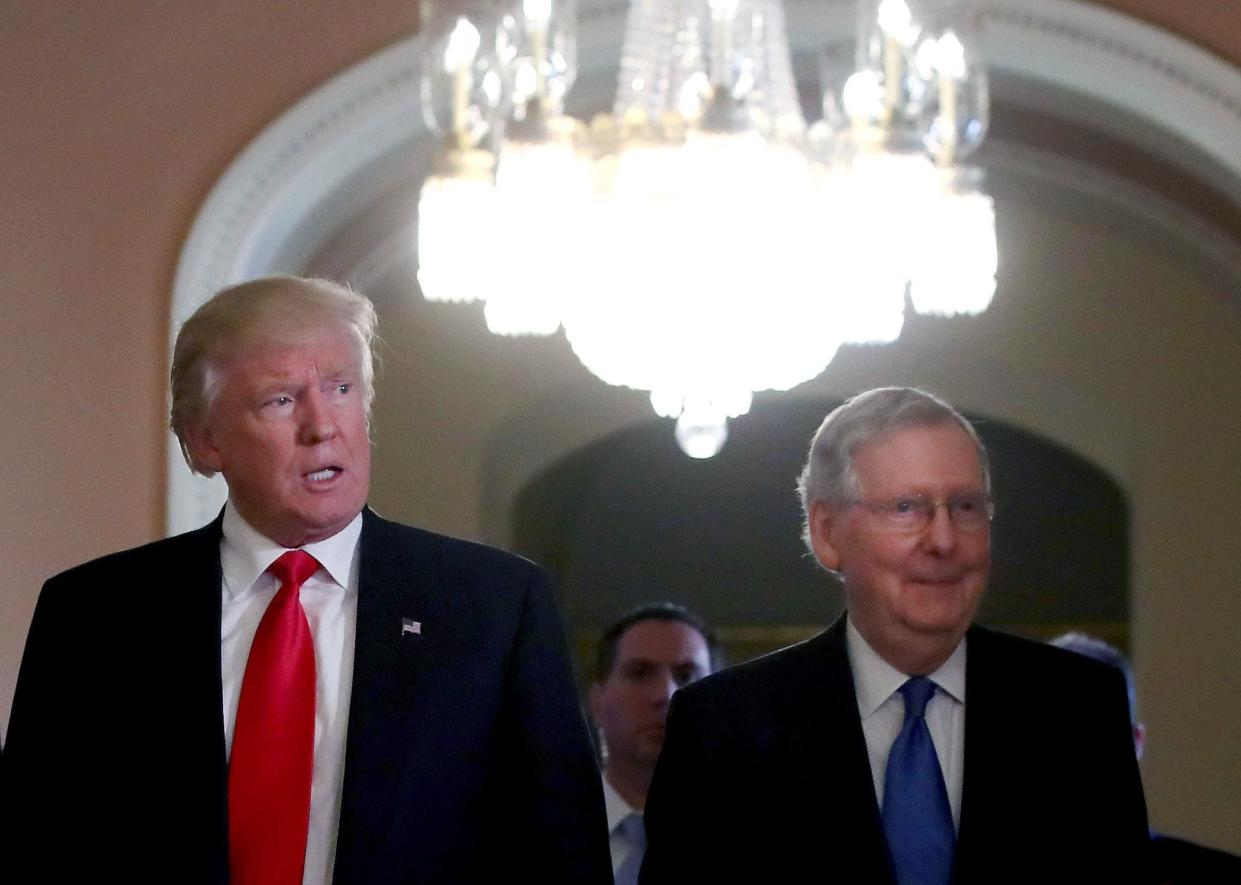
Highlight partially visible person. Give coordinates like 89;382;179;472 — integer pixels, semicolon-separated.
3;276;611;884
641;387;1150;883
1052;632;1241;885
1049;633;1146;756
590;603;717;885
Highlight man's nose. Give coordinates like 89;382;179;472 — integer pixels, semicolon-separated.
922;503;959;553
298;389;339;444
651;670;679;706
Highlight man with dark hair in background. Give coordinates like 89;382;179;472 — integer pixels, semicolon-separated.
590;603;717;885
1053;632;1241;884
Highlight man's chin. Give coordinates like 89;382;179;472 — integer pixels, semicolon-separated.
280;501;365;545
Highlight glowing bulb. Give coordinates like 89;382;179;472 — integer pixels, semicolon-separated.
877;0;919;46
932;31;967;79
675;411;729;459
443;18;481;72
523;0;552;27
842;69;884;122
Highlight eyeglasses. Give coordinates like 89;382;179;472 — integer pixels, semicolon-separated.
846;492;994;533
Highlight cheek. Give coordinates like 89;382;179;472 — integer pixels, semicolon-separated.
856;535;917;573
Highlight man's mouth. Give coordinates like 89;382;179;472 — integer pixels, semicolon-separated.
909;574;964;587
305;466;342;483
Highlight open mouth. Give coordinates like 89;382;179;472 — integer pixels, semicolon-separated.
305;466;342;483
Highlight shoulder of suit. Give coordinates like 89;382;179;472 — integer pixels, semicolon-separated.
361;508;545;577
676;625;838;705
35;521;221;619
43;520;220;588
967;624;1128;695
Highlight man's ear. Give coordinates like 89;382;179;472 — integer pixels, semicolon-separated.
184;421;225;476
808;499;844;572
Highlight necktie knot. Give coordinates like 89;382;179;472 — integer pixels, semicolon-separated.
268;549;320;591
618;812;645;846
899;676;937;720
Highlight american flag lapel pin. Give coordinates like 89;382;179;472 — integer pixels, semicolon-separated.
402;617;422;637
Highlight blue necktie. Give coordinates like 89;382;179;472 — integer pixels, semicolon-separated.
613;812;646;885
882;677;955;885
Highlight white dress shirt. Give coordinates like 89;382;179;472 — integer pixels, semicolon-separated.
846;617;967;829
220;503;362;885
602;775;643;874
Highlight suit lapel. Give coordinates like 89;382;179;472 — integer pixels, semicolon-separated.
334;509;433;868
785;618;894;878
956;625;1004;875
159;513;230;880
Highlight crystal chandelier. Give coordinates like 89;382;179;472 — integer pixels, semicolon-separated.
417;0;996;458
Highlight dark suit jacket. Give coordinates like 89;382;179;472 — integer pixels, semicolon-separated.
641;616;1150;883
3;508;612;884
1151;832;1241;884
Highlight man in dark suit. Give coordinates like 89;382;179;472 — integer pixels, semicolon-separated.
3;276;611;884
588;603;718;885
641;387;1150;884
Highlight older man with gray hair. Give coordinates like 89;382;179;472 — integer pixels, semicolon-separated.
641;386;1150;884
5;276;612;884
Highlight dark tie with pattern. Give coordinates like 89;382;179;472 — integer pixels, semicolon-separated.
228;550;320;885
882;676;955;885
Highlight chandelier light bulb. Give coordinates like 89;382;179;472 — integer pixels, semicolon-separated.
523;0;552;27
877;0;919;46
931;31;968;79
416;163;497;304
909;170;997;315
842;69;885;123
676;415;729;460
674;398;733;460
444;17;482;71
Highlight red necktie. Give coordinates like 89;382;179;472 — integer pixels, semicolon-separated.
228;550;320;885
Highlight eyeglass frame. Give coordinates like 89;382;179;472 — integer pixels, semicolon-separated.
843;491;995;533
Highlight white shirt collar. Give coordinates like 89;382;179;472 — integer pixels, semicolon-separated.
221;502;363;599
601;774;640;834
846;616;967;718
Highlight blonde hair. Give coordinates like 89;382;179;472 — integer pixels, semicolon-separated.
169;275;378;475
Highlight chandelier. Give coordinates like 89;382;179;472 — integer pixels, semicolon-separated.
416;0;996;458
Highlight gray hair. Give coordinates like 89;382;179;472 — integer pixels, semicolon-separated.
796;387;990;550
169;275;379;476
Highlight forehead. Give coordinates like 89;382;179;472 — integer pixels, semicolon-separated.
221;327;359;382
851;421;984;496
614;619;710;665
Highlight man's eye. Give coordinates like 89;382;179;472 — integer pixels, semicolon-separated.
266;395;293;407
892;497;920;514
336;383;351;395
